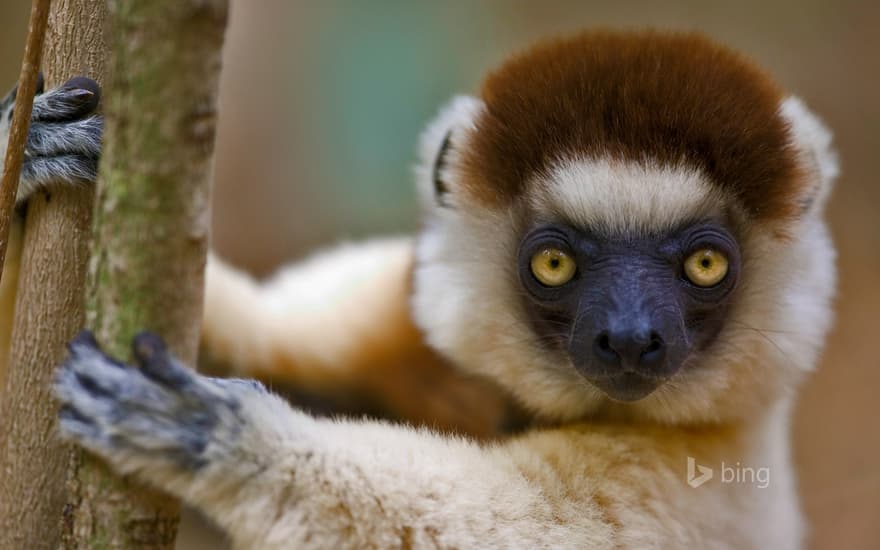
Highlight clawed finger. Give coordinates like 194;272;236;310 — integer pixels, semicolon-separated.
132;331;197;389
32;79;101;122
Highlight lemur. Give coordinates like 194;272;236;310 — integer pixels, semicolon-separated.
1;30;836;548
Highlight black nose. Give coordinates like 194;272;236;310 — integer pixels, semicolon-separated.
592;328;665;370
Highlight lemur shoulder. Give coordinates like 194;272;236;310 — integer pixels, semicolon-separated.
1;30;837;549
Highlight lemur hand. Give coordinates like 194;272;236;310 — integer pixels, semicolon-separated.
0;75;103;205
54;331;269;476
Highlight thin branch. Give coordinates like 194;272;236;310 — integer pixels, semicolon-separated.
0;0;51;276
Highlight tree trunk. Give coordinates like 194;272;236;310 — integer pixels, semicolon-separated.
0;0;228;547
0;0;108;547
65;0;229;547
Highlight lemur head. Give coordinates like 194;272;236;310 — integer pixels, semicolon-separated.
412;30;837;425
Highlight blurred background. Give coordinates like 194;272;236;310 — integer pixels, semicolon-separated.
1;1;877;548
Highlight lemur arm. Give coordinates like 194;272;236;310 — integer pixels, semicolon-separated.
55;334;629;549
201;243;519;436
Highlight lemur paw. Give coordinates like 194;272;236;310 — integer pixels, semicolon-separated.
0;75;103;205
54;330;266;474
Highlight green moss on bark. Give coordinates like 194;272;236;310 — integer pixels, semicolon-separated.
70;0;228;547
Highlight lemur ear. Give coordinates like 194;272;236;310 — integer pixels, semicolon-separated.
779;96;839;216
416;95;484;210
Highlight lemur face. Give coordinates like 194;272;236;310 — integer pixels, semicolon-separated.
516;157;746;404
516;218;740;402
412;31;837;423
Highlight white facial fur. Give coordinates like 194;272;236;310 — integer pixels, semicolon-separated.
411;95;837;424
530;158;727;237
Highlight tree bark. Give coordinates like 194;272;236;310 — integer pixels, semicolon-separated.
0;0;228;547
64;0;229;547
0;0;108;547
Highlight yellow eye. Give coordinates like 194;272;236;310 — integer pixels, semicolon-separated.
683;248;729;287
530;247;576;287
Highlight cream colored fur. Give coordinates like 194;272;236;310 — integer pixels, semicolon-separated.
88;382;800;549
201;237;414;382
533;158;727;236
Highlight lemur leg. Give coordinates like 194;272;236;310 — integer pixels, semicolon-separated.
0;78;103;374
202;242;522;437
54;334;617;549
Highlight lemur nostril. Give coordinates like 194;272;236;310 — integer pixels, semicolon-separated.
645;333;664;354
639;332;666;369
592;331;622;366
